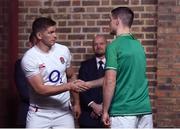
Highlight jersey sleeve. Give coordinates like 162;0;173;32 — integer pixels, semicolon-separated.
65;47;72;68
105;44;117;70
21;54;40;77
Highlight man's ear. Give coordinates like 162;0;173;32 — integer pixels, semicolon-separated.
117;18;123;27
36;32;42;40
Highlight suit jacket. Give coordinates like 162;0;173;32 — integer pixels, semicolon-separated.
14;59;29;127
78;57;105;128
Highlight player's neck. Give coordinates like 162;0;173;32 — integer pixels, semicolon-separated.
36;42;51;53
116;27;130;36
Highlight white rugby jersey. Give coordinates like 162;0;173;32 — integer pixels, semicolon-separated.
21;43;71;109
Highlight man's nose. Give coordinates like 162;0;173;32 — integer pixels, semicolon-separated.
54;33;57;39
97;44;102;49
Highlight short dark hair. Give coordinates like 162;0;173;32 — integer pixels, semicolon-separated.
29;32;36;45
111;7;134;28
32;17;56;35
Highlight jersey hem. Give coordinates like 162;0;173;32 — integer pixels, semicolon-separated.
110;112;152;116
105;67;117;70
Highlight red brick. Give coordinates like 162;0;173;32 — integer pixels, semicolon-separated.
86;7;95;12
131;6;144;11
97;7;112;12
146;33;155;39
19;8;28;13
111;0;129;5
58;35;67;40
53;14;70;20
53;1;70;6
73;54;82;60
68;21;85;26
73;7;85;13
44;1;52;6
142;40;157;46
39;8;55;14
101;0;110;5
72;14;81;19
145;20;156;25
56;28;71;33
97;20;109;26
131;0;140;5
141;13;157;18
83;27;100;33
142;0;157;5
133;33;144;39
82;1;100;6
72;1;80;6
87;21;95;26
146;6;157;12
58;21;66;26
86;34;95;40
25;1;42;6
73;28;81;33
25;15;38;20
72;41;81;46
83;41;92;46
58;8;67;13
70;48;86;53
101;14;110;19
82;14;100;19
133;20;144;26
159;0;177;6
68;34;85;40
30;8;38;13
142;27;157;32
59;41;71;46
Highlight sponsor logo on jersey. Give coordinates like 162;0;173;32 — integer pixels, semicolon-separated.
39;63;46;69
60;57;65;64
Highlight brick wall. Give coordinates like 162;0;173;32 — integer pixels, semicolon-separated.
156;0;180;127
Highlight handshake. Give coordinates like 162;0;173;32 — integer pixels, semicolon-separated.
68;80;91;92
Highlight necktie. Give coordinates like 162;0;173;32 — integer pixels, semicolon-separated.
98;60;104;77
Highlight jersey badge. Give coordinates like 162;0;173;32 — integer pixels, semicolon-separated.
39;63;46;69
60;57;65;64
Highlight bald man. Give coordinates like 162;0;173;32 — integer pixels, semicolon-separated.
78;35;108;128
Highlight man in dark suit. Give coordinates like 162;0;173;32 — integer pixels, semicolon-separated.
14;33;36;127
78;35;107;128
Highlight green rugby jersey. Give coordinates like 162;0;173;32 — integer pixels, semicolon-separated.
105;34;152;116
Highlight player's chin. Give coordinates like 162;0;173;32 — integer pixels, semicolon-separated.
95;53;105;57
50;41;56;45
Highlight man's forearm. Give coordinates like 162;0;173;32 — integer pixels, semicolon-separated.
67;68;80;105
103;79;115;113
71;91;80;105
86;77;104;88
103;70;116;113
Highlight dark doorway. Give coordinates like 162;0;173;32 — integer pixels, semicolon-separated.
0;0;18;127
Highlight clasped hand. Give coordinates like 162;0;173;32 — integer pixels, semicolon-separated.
70;80;90;92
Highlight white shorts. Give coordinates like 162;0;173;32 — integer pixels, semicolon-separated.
110;114;153;128
26;102;75;128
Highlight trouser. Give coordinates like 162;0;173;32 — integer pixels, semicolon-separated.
26;102;74;128
111;114;153;128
